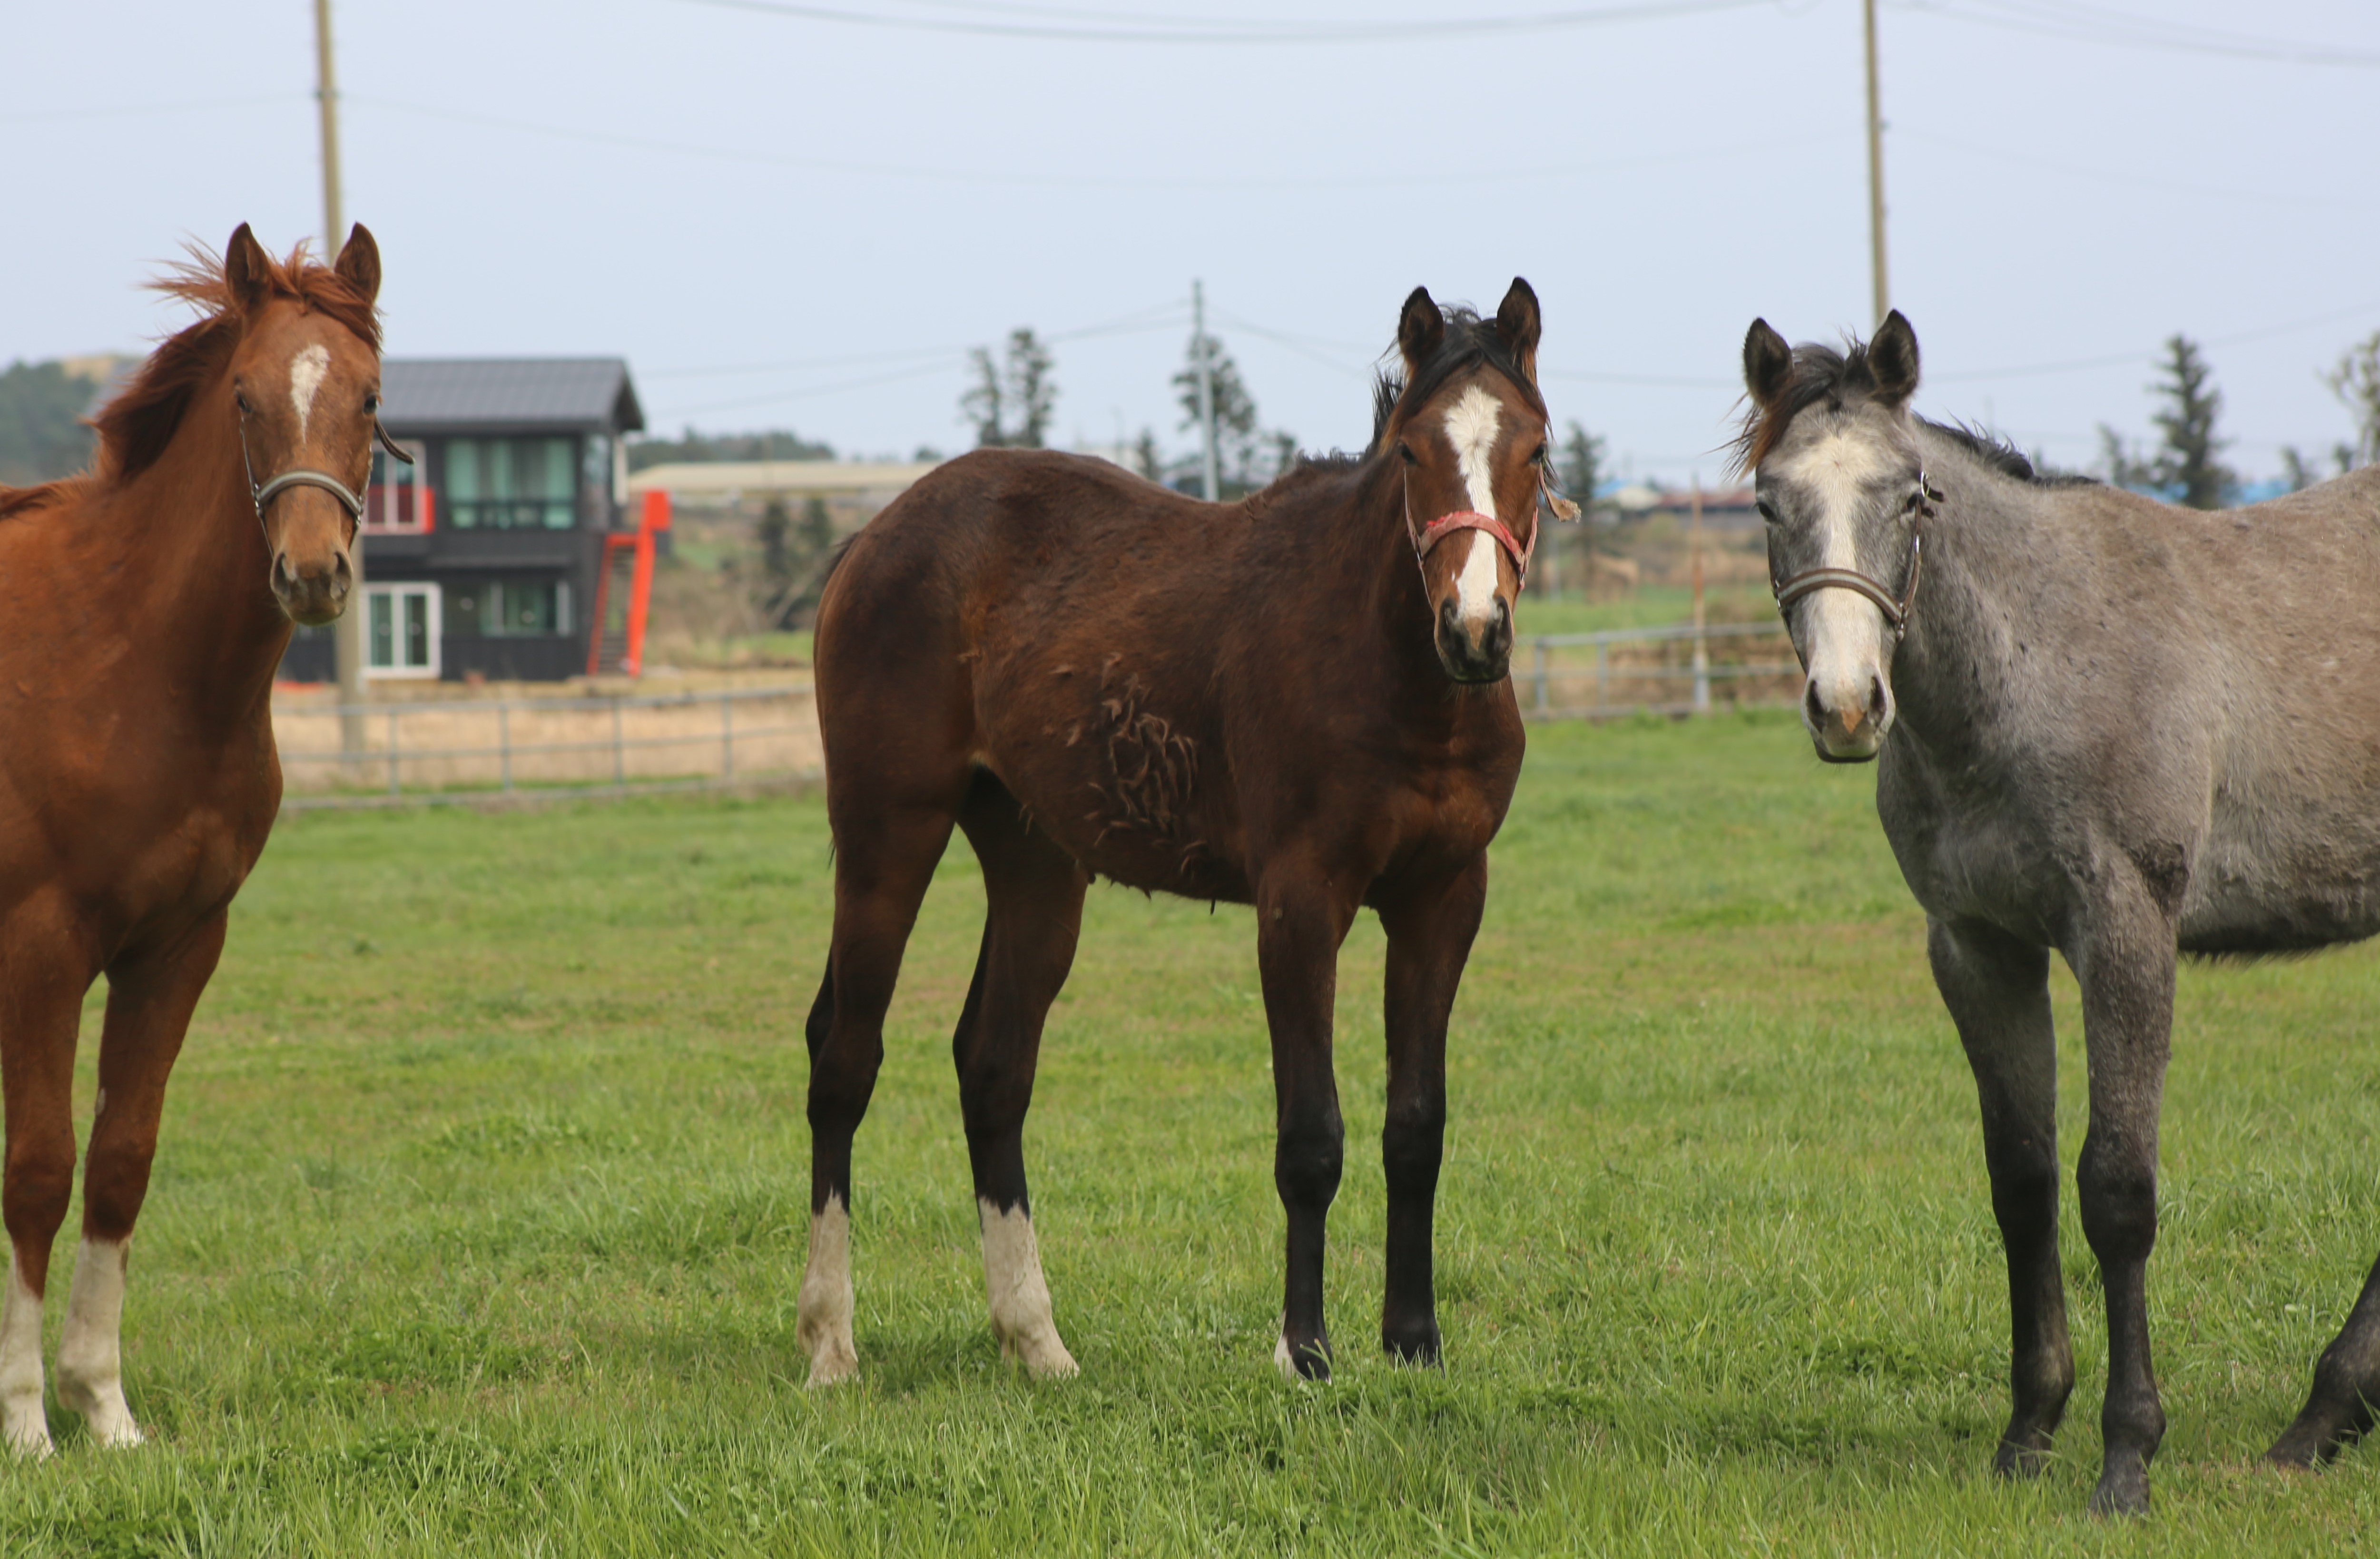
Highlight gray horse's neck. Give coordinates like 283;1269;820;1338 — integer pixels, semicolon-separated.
1884;427;2063;768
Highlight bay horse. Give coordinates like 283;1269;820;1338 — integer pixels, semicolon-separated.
0;224;390;1455
798;281;1565;1384
1738;309;2380;1514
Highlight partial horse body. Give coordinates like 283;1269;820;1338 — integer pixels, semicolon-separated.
0;225;385;1455
799;282;1556;1383
1739;310;2380;1513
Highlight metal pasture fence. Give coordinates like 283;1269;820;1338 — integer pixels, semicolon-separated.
276;684;819;811
1519;619;1800;720
272;621;1798;812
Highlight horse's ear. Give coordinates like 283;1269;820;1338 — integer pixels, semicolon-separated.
225;223;273;317
1397;286;1445;377
1495;277;1541;382
1742;318;1792;409
334;224;382;306
1869;309;1920;408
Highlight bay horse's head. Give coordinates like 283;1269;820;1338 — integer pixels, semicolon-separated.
217;222;386;625
1378;280;1555;685
1736;311;1929;762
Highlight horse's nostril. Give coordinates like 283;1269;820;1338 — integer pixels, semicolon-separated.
1803;681;1827;727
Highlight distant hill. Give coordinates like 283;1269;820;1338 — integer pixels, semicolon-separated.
0;355;128;484
626;429;835;471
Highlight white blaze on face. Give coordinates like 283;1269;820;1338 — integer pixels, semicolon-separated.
1440;383;1508;630
288;343;332;441
796;1193;858;1387
977;1199;1077;1378
0;1254;49;1458
1779;431;1894;741
55;1237;142;1448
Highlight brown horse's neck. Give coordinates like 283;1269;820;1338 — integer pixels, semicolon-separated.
103;374;295;724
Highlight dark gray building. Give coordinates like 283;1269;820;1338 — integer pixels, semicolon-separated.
281;358;646;683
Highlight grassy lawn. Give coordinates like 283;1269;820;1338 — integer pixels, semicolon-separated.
7;713;2378;1554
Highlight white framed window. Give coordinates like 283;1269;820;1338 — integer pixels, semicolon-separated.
365;440;431;532
365;583;441;679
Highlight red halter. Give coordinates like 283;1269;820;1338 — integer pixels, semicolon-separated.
1409;508;1535;585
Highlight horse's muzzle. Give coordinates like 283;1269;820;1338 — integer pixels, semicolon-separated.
1803;672;1891;762
272;546;354;627
1435;595;1513;685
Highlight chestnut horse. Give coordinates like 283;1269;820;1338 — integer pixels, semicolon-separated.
0;225;388;1454
798;280;1566;1385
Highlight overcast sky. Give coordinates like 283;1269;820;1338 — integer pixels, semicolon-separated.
10;0;2378;486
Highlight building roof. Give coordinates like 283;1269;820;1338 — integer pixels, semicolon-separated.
381;358;643;435
628;460;941;503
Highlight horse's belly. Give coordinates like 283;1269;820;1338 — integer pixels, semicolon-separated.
2181;829;2380;954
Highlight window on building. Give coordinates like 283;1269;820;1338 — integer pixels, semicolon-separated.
364;439;430;531
442;437;577;529
447;579;571;637
366;584;441;678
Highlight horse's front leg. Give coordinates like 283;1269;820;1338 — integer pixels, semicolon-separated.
1256;864;1357;1381
2069;897;2176;1517
1373;856;1487;1366
58;912;229;1449
1928;916;2073;1476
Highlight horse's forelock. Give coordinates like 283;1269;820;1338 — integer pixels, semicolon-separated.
1732;338;1887;478
1372;308;1545;451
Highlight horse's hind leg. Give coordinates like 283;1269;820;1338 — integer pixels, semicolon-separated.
2269;1251;2380;1467
0;916;88;1457
952;774;1087;1377
54;914;227;1448
797;793;959;1386
1928;917;2075;1478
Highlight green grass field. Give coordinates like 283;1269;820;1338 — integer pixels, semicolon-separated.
7;713;2379;1555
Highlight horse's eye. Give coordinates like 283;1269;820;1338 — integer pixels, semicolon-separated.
1756;499;1779;524
234;389;253;415
1530;442;1549;466
364;392;380;416
1396;441;1418;467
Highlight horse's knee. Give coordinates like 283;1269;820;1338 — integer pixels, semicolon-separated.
2;1136;77;1256
2075;1139;2157;1261
79;1140;157;1245
1380;1097;1445;1198
1275;1121;1344;1210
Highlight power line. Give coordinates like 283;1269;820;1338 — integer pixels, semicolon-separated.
351;93;1850;194
675;0;1777;45
1896;126;2369;212
1931;295;2380;384
1889;0;2380;69
0;93;309;124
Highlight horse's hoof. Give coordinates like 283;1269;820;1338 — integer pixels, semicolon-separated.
2086;1463;2151;1518
999;1329;1079;1380
1992;1439;2054;1480
1382;1323;1441;1367
802;1337;858;1389
1273;1332;1331;1383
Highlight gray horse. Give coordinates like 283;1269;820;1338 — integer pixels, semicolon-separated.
1736;310;2380;1515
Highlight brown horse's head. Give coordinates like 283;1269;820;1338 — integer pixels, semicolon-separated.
219;223;385;625
1380;279;1551;684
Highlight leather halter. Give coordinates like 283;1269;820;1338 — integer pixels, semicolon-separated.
1405;472;1571;589
238;412;414;537
1770;473;1942;644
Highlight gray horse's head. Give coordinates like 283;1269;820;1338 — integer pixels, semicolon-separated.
1735;311;1932;763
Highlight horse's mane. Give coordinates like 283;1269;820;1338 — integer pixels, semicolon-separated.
1728;330;2096;488
1370;306;1547;449
1919;418;2099;488
0;240;380;521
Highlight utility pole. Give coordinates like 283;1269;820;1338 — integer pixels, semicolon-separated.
315;0;369;761
1193;279;1220;502
1690;473;1710;715
1863;0;1890;327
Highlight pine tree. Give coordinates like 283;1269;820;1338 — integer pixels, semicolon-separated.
960;329;1057;449
2328;331;2380;470
1556;421;1605;512
2099;335;2236;508
1172;331;1261;486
